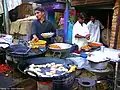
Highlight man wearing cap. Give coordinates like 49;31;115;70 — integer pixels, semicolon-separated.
31;7;56;44
72;15;90;50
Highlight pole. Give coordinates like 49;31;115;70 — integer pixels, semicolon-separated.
64;0;70;42
114;62;119;90
2;0;10;34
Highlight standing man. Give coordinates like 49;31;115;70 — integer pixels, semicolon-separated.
72;15;90;50
87;15;104;42
31;7;56;44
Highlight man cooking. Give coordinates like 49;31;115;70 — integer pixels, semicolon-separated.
72;15;90;50
30;7;56;44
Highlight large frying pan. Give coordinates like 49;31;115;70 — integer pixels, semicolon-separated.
17;57;75;82
49;43;72;52
49;43;72;58
5;44;47;63
6;44;29;56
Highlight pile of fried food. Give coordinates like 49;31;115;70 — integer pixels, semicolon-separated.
82;42;102;51
24;63;69;77
30;40;47;48
49;44;61;49
82;45;91;51
88;42;102;47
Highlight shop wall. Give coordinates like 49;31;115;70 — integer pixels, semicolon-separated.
110;0;120;49
116;23;120;48
17;3;33;19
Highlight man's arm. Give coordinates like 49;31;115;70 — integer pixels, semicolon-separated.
75;34;90;40
31;21;37;35
98;20;104;30
31;21;38;41
75;24;90;40
75;34;85;38
50;22;56;37
86;21;91;30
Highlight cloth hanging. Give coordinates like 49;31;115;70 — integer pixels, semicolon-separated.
0;0;3;14
0;0;22;14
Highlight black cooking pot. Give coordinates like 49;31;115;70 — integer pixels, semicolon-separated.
17;57;74;82
5;44;47;63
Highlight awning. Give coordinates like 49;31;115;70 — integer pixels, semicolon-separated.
41;2;66;10
22;0;56;3
0;0;22;14
0;0;3;14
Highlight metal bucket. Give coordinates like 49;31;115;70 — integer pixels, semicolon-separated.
89;61;108;70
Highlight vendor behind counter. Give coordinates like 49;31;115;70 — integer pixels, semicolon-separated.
72;15;90;50
30;7;56;44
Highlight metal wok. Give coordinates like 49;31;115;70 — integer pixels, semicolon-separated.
49;43;72;58
17;57;75;82
5;44;47;63
6;44;29;56
49;43;72;52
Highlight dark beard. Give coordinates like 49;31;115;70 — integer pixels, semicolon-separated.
80;23;83;26
78;21;83;26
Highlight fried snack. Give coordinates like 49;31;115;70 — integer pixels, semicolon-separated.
68;65;77;73
30;40;46;45
88;42;102;47
82;45;91;51
30;40;47;48
31;45;39;49
49;44;61;49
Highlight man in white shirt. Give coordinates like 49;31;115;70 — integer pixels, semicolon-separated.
72;16;90;50
87;16;104;42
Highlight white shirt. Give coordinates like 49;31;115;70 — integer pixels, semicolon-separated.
72;21;89;50
87;20;104;42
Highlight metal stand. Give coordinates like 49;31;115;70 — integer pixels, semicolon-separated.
52;51;62;58
86;63;114;90
37;82;52;90
114;62;119;90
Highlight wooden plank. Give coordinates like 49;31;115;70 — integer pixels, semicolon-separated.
87;0;113;4
70;0;113;6
70;0;85;6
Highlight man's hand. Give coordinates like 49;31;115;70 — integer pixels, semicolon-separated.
85;34;90;40
75;34;86;38
32;35;39;41
75;34;80;38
